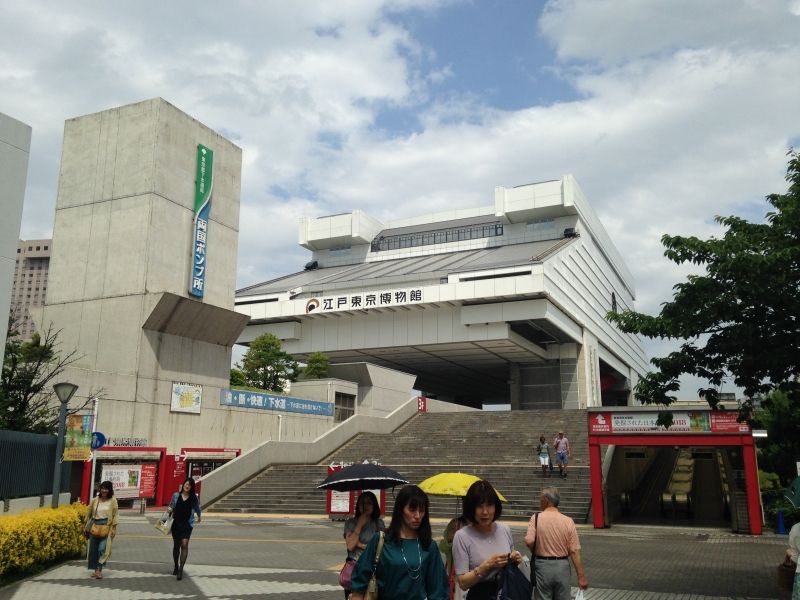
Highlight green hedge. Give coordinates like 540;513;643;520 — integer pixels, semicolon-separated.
762;490;800;531
0;503;87;579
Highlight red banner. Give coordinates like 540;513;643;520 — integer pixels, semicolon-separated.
139;463;157;497
589;410;750;435
710;412;750;433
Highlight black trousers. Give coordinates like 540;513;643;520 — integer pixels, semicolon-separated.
467;580;499;599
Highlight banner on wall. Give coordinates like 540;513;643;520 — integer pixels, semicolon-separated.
171;382;203;414
189;144;213;298
220;389;334;416
101;463;158;499
589;411;750;434
63;414;93;461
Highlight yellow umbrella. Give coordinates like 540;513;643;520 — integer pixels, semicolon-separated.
418;472;507;502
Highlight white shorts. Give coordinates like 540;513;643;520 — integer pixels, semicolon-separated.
539;456;550;466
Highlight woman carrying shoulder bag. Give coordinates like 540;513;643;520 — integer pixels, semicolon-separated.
84;480;119;579
342;491;385;598
349;485;448;600
453;480;523;600
168;477;202;580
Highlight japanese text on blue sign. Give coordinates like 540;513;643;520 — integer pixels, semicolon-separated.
220;389;334;417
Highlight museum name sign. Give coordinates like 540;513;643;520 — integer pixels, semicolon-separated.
304;287;424;315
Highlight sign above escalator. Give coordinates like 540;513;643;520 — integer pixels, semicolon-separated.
588;409;750;435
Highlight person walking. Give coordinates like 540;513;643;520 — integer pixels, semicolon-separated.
167;477;202;580
84;480;118;579
785;520;799;599
452;480;523;600
524;486;588;600
341;491;385;598
349;485;449;600
553;431;571;478
536;435;552;477
439;516;468;600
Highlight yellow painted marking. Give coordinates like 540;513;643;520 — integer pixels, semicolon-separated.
122;534;341;545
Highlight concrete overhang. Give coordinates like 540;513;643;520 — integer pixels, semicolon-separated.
143;292;250;346
461;298;582;343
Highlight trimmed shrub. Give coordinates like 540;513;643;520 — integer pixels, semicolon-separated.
0;502;87;578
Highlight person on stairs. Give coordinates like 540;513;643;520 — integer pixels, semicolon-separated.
536;435;552;477
553;430;571;478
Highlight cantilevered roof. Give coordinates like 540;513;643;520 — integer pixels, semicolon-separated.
236;237;573;299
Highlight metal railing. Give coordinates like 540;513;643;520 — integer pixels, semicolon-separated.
0;429;71;500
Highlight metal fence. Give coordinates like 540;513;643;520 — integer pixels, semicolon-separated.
0;429;71;500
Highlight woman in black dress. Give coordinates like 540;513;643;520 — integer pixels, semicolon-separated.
167;477;202;580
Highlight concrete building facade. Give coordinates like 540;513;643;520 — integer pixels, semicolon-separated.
33;98;337;455
0;113;32;357
236;177;648;410
11;239;51;339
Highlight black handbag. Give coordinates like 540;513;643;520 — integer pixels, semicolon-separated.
496;561;533;600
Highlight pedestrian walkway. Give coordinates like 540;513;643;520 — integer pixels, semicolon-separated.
0;514;784;599
0;560;766;600
1;561;340;599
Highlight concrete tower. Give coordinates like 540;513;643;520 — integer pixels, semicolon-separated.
0;113;32;359
36;98;248;451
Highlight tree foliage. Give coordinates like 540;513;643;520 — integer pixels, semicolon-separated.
753;390;800;484
1;317;80;433
229;367;247;387
608;150;800;417
302;351;330;379
238;333;298;393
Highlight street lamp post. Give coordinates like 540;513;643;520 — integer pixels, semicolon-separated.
51;382;78;508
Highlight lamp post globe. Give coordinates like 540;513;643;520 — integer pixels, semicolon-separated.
51;382;78;508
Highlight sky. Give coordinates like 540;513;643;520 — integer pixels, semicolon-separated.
4;0;800;399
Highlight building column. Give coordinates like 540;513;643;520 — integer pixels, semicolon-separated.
509;363;520;410
742;437;763;535
589;441;605;528
579;330;601;407
560;344;579;409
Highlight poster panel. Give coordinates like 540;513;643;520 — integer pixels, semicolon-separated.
102;464;142;499
710;412;750;432
330;490;351;513
63;414;93;461
171;382;202;414
589;410;750;434
139;463;157;498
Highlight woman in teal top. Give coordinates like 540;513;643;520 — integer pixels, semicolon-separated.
349;485;448;600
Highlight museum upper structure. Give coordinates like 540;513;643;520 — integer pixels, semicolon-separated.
235;176;648;410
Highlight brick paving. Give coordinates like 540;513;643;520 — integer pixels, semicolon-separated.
0;513;786;599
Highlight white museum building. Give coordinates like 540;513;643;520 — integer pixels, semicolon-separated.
235;176;648;412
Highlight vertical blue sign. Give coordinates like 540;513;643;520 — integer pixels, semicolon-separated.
190;144;213;298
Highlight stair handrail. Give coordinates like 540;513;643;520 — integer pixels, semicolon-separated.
198;397;420;508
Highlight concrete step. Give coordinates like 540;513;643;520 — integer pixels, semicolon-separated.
209;410;593;522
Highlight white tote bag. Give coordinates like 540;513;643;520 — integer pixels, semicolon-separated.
154;511;173;535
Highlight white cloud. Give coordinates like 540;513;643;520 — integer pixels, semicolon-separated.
539;0;800;66
4;0;798;399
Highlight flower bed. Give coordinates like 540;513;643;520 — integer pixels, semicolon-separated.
0;503;87;579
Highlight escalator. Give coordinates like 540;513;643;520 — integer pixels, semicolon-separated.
610;446;732;528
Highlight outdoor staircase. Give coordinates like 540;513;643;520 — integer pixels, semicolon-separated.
208;409;592;522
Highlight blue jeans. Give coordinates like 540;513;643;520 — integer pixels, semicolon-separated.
87;518;109;570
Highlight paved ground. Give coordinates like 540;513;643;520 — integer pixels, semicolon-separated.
0;511;787;599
